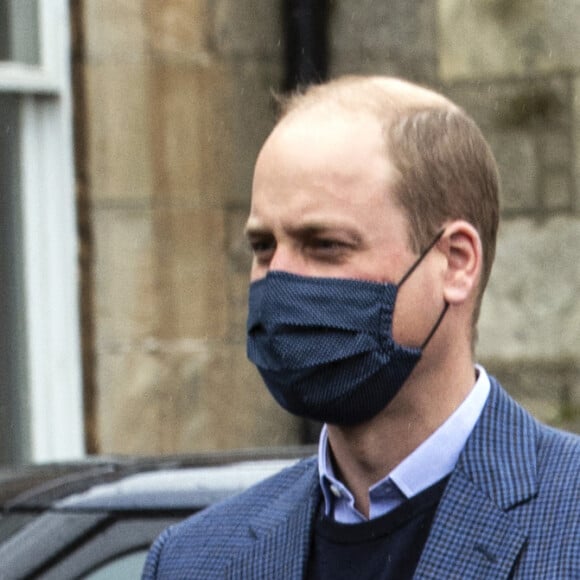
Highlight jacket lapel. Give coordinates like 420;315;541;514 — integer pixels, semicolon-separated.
225;379;538;579
414;470;528;578
226;458;320;580
415;378;538;579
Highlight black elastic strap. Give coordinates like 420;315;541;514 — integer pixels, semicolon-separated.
420;301;449;350
396;228;448;350
398;229;445;287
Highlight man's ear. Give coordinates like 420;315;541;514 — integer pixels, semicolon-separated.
439;221;482;305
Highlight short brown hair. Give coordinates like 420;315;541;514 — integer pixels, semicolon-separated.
278;76;500;330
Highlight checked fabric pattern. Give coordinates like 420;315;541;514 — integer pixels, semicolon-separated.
143;377;580;579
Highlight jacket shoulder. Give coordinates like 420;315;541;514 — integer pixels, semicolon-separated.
536;422;580;485
142;456;318;579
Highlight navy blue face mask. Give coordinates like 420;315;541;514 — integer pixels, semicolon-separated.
246;231;448;426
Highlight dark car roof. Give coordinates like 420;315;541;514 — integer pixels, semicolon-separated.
0;447;315;579
0;446;315;512
58;457;303;511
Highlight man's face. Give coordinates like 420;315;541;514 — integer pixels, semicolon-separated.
246;109;442;348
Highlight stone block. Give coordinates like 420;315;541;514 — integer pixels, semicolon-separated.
96;342;301;454
570;364;580;422
487;132;538;213
330;0;438;82
150;59;281;209
543;171;573;210
153;207;229;340
574;76;580;212
96;347;209;454
446;78;573;215
226;60;282;206
150;62;235;207
478;217;580;360
483;359;573;429
439;0;580;80
178;344;302;451
85;62;153;204
83;0;147;63
225;209;253;340
446;77;570;132
145;0;211;62
539;131;571;169
93;208;158;350
329;57;402;79
212;0;283;59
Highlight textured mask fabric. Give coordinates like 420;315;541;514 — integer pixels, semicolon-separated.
246;271;422;425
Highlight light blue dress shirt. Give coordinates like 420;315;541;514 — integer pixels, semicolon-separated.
318;365;491;523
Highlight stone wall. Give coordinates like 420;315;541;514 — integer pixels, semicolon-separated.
437;0;580;432
78;1;301;454
77;0;580;455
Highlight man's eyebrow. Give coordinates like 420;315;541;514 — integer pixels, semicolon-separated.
244;219;364;243
287;222;363;242
244;221;270;238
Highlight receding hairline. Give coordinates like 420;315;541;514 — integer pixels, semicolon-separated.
278;75;459;123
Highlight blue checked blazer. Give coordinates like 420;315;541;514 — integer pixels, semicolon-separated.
143;377;580;579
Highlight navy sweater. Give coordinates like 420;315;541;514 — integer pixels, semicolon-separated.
306;476;449;580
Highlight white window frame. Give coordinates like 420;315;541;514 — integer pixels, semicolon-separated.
0;0;84;461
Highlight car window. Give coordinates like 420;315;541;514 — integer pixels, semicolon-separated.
82;550;148;580
0;513;38;542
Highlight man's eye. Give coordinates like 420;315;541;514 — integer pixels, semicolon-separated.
311;239;345;250
306;239;350;260
249;238;275;257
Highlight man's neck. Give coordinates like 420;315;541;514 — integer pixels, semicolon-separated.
325;357;477;518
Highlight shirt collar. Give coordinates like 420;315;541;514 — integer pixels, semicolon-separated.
318;365;491;522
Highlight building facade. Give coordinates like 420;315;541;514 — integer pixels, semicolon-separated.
1;0;579;463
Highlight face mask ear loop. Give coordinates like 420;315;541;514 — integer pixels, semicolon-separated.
397;229;445;288
395;228;447;350
420;301;449;350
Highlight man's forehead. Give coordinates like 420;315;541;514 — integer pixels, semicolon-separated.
274;103;383;136
258;107;389;173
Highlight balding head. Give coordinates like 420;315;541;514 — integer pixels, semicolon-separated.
276;76;500;339
280;76;456;120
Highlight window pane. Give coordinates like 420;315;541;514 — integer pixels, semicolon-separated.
82;551;149;580
0;0;40;65
0;94;29;464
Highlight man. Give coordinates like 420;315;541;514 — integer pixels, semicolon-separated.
143;76;580;579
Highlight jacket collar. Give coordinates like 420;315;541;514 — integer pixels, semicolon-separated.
456;375;538;509
414;377;538;578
